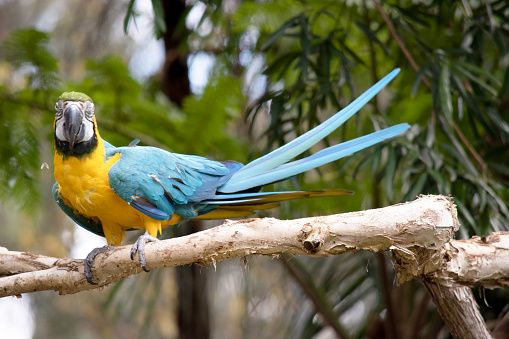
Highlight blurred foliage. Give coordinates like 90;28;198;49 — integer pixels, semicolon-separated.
1;0;509;338
230;0;509;240
185;0;509;338
125;0;167;39
0;29;60;211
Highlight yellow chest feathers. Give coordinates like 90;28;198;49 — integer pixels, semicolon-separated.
54;150;123;217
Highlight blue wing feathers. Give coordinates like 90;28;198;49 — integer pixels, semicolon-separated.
106;146;240;220
175;204;199;218
130;199;170;220
54;69;408;223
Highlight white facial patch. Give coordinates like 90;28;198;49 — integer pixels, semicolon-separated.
55;118;68;141
80;118;95;142
55;101;95;143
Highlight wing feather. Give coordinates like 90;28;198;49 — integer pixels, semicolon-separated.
106;146;239;220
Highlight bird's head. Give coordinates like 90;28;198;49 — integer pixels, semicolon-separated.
54;92;98;157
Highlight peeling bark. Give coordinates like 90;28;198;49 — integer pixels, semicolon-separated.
0;195;457;296
439;234;509;288
0;195;502;338
392;230;509;289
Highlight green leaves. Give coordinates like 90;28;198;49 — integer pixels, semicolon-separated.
241;0;509;242
248;9;371;156
150;0;167;38
124;0;167;38
3;29;60;90
181;72;247;158
0;99;42;211
0;29;64;211
439;65;452;120
124;0;136;34
260;15;300;51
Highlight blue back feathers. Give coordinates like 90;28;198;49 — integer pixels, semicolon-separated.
106;146;240;220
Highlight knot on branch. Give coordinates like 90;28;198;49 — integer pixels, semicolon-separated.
390;196;459;285
299;223;324;253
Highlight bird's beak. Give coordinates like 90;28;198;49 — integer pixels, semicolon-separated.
63;104;86;151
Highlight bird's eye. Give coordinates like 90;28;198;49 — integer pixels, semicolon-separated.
55;100;64;119
84;101;94;121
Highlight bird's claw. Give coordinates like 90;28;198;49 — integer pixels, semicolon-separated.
130;232;159;272
84;233;157;283
84;245;109;285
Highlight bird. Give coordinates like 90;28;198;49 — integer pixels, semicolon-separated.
52;68;410;284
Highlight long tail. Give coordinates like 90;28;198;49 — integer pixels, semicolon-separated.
218;68;409;193
194;69;410;219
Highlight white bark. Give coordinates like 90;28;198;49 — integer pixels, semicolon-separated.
440;233;509;288
2;194;501;338
0;195;458;297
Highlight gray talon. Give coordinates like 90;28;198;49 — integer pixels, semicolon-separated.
84;245;109;284
130;231;159;272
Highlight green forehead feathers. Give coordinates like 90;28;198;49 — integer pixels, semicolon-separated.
58;92;93;103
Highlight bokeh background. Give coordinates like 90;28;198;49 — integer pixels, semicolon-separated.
1;1;509;338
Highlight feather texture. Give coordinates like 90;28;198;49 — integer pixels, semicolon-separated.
53;69;409;245
219;68;402;191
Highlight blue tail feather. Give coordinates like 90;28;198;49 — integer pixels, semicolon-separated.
218;68;409;194
223;68;401;188
202;189;353;206
218;123;409;193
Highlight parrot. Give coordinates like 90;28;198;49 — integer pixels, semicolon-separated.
52;68;410;284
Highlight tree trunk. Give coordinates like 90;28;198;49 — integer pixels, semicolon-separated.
175;221;210;339
160;3;207;338
423;282;492;339
161;0;190;107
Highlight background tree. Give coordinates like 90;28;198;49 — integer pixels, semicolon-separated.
0;0;508;338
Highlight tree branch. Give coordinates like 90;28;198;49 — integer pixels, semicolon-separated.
3;195;504;338
393;231;509;289
1;195;456;297
423;282;493;339
436;233;509;288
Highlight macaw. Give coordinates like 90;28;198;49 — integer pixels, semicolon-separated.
53;68;410;284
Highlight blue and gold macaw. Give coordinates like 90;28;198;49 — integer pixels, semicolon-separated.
53;69;410;283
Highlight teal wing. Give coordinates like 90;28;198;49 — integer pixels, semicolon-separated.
106;146;242;220
53;182;105;237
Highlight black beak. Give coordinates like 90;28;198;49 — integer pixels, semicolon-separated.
63;105;85;151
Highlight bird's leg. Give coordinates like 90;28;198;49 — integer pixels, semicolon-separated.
130;231;159;272
84;245;109;285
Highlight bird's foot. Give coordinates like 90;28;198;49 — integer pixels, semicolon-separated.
84;245;109;285
130;232;159;272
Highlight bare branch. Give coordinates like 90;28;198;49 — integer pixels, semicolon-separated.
0;195;456;297
423;282;493;339
2;195;502;338
438;233;509;288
